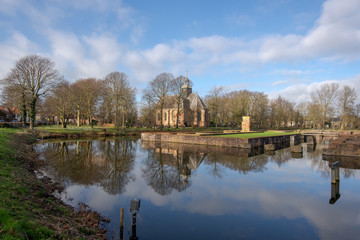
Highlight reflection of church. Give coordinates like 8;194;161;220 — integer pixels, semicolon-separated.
154;148;206;180
156;77;210;127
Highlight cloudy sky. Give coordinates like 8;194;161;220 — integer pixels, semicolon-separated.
0;0;359;103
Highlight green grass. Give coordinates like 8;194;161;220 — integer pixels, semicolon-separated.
35;124;239;134
0;128;55;239
214;131;299;138
35;124;109;133
0;128;106;239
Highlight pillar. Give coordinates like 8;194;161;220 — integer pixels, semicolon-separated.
329;161;341;204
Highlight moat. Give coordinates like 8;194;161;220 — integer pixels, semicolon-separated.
34;137;360;240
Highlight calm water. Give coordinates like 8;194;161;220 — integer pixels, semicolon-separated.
34;138;360;240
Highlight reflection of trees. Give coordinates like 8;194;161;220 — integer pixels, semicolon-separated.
37;138;136;195
142;148;195;195
267;148;292;167
203;154;224;178
99;139;136;194
306;148;331;178
204;153;268;178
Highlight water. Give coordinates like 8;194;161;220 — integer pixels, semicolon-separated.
34;138;360;240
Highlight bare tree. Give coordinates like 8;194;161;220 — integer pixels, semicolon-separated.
73;78;104;127
70;81;86;127
337;85;357;129
171;75;191;128
44;80;73;128
205;86;224;127
249;92;269;129
2;55;61;129
307;101;322;128
312;82;339;128
295;102;308;128
146;73;174;129
121;87;137;128
269;96;294;129
104;72;134;129
140;89;156;128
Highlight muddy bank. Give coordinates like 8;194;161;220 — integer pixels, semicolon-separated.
10;132;109;239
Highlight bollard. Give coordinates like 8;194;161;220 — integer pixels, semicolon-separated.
329;161;341;204
331;167;336;184
335;165;340;181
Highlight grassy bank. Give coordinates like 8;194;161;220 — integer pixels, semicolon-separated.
214;131;299;138
34;124;234;135
0;128;106;239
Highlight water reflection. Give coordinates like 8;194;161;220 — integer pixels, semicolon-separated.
37;138;137;195
142;148;192;195
34;138;360;240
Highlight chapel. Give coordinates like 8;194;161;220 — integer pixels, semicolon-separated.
156;77;210;127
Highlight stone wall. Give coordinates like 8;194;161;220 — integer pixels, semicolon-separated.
323;135;360;157
141;132;300;149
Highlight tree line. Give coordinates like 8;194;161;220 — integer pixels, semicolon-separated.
1;55;136;129
205;82;359;129
1;54;359;130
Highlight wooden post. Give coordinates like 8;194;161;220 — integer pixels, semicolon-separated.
120;208;124;240
120;208;124;227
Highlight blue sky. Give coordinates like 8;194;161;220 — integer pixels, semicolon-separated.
0;0;359;103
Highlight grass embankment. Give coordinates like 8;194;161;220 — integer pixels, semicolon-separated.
0;128;106;239
35;124;234;134
214;131;299;138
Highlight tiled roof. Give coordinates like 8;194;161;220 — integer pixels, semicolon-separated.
162;93;207;110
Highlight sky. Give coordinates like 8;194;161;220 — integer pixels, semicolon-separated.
0;0;360;103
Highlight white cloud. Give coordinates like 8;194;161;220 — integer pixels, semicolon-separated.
0;32;38;79
1;0;360;91
268;76;360;104
116;0;360;87
300;0;360;60
47;30;123;80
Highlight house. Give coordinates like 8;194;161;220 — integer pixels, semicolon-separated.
156;77;210;127
0;107;21;122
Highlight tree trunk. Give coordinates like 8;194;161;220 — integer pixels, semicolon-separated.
176;104;180;129
89;115;93;128
160;107;163;130
29;98;37;130
77;108;80;127
61;114;67;128
21;92;27;127
115;108;118;130
122;109;125;129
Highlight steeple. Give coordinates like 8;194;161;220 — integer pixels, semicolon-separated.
181;76;192;97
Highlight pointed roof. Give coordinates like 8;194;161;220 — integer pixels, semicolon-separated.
188;93;207;110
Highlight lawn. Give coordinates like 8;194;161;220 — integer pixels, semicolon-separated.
35;124;234;134
214;131;299;138
0;128;105;239
0;128;54;239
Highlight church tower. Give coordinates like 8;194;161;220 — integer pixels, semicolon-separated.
181;76;192;97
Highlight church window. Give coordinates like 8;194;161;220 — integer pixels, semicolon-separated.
158;113;161;121
165;112;167;121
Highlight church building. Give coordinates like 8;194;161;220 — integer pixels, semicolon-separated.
156;78;210;128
